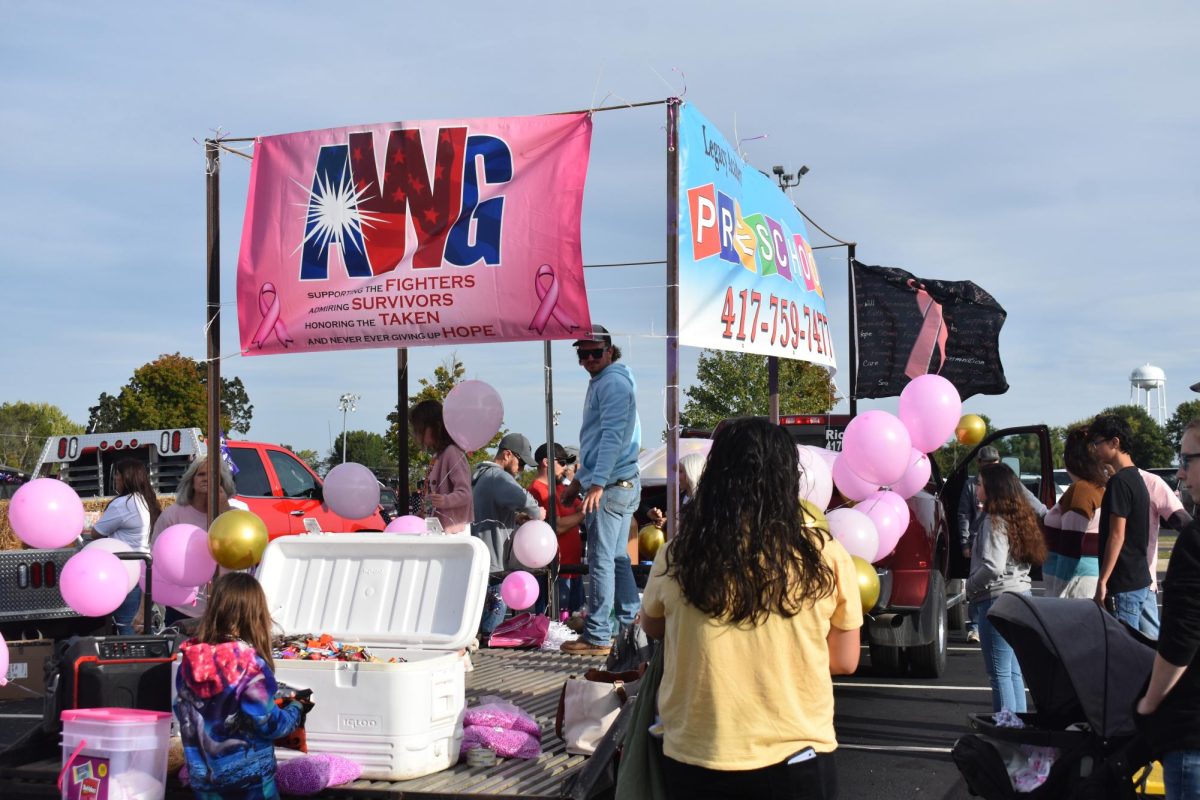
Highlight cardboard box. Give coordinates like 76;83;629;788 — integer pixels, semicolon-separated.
1;638;53;700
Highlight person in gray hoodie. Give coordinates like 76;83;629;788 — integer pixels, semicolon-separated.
966;463;1048;714
472;432;544;634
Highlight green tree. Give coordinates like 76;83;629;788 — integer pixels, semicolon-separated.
0;402;86;472
680;350;835;431
1166;400;1200;452
327;430;390;476
1094;404;1174;467
384;355;503;488
87;353;253;435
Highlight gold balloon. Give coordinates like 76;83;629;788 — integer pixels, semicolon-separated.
638;525;665;561
799;499;830;534
955;414;987;446
207;510;269;570
852;555;881;612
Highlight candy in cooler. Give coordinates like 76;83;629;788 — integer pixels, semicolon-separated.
256;533;489;781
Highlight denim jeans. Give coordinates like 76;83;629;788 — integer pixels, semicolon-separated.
967;599;980;634
479;581;507;635
558;576;585;614
1139;589;1161;639
1110;586;1150;630
583;478;641;646
976;594;1027;713
112;585;143;636
1162;749;1200;800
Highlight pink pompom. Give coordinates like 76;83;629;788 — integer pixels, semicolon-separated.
275;754;363;795
461;725;542;760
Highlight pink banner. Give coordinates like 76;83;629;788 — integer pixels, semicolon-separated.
237;113;593;355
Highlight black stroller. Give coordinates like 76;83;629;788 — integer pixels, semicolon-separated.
952;594;1156;799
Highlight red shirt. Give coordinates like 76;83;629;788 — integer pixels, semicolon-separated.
529;478;583;576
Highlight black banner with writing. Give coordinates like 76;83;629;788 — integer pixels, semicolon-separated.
852;260;1008;400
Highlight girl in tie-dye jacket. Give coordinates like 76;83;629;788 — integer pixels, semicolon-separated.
174;573;302;800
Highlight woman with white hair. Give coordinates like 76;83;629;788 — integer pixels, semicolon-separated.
648;452;707;530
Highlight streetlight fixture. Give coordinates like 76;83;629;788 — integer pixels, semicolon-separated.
338;392;360;463
771;164;809;192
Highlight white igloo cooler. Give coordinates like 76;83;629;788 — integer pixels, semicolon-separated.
257;533;490;781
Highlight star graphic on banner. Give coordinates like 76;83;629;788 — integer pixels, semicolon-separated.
290;170;382;257
391;187;406;203
423;208;440;224
435;163;445;180
352;145;364;161
391;149;406;165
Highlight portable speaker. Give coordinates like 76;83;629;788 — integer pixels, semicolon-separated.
43;634;180;733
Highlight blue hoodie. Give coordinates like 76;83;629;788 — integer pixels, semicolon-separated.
577;361;641;489
175;639;301;798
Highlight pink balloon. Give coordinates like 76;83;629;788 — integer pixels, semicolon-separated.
153;524;217;585
899;375;963;453
323;462;381;519
83;538;139;592
797;446;834;512
8;478;85;549
0;632;9;687
61;549;129;618
891;449;932;499
826;508;879;562
443;380;504;452
512;521;558;569
500;571;540;611
841;411;913;486
385;515;426;534
832;455;880;502
138;566;200;608
857;491;911;562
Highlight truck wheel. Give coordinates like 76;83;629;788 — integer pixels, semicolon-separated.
947;578;967;632
868;642;906;676
909;571;948;678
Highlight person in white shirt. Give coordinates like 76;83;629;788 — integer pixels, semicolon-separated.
92;459;162;634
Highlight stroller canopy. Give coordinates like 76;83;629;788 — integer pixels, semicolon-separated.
987;594;1155;739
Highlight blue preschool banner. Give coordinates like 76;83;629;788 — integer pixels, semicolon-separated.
677;103;836;371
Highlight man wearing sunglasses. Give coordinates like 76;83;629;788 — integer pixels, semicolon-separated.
1136;417;1200;799
1089;414;1153;628
561;325;642;656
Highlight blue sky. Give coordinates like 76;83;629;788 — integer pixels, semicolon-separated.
2;3;1197;463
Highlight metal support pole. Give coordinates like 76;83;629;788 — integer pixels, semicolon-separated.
398;348;409;499
205;140;222;526
847;243;858;418
768;356;780;423
543;341;558;618
665;100;681;538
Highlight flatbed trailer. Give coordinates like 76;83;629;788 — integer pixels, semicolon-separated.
0;649;609;800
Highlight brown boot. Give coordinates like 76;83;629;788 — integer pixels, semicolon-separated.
560;639;612;656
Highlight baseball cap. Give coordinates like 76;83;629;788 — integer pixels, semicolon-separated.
572;325;612;348
535;442;574;465
978;446;1000;463
497;433;535;466
1191;380;1200;393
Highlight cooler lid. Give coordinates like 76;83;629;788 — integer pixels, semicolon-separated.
257;533;490;652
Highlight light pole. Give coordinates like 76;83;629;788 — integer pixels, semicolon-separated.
338;392;360;463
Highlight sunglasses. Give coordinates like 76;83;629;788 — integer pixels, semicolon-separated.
576;347;606;361
1089;437;1110;448
1180;452;1200;469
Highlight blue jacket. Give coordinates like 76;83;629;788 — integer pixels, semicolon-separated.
174;639;301;797
577;362;641;489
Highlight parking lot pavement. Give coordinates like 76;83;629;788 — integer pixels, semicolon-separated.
834;630;989;799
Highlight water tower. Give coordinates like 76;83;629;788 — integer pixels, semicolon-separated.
1130;364;1167;424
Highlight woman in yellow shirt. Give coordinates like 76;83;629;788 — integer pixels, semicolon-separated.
642;417;863;800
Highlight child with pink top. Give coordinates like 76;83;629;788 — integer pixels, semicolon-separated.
410;400;473;534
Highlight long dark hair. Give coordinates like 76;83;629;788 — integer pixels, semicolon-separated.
195;573;276;669
979;463;1046;566
108;458;162;529
666;417;835;624
1063;426;1107;487
409;400;454;453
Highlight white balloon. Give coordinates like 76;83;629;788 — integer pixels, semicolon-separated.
796;445;834;512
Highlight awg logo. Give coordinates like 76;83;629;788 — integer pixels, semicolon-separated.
338;714;382;731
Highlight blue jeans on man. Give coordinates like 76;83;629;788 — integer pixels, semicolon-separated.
113;585;143;636
582;479;641;646
1139;589;1161;639
1110;586;1150;630
1162;749;1200;800
975;594;1028;713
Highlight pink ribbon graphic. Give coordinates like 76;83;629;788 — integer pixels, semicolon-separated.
528;263;580;334
904;279;948;380
250;282;294;349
